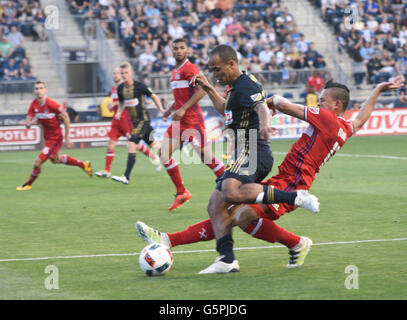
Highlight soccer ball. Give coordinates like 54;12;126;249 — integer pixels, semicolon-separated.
139;243;173;276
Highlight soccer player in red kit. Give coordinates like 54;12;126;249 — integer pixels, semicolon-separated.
136;77;403;272
16;80;93;191
161;38;225;211
95;67;161;178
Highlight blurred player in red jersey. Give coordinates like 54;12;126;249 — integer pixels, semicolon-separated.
16;81;93;191
136;77;404;272
161;38;225;211
95;67;161;178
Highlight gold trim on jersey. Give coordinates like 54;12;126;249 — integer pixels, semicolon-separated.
131;120;145;137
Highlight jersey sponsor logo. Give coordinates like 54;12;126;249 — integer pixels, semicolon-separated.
124;98;139;107
171;80;190;90
224;110;233;125
308;107;320;114
250;93;263;102
35;112;56;119
175;73;181;80
304;125;314;137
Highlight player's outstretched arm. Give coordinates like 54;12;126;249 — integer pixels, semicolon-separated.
150;93;166;114
60;112;73;148
172;86;206;121
191;72;226;115
267;95;306;121
255;102;273;141
352;76;404;132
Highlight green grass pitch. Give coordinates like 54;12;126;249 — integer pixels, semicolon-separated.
0;135;406;300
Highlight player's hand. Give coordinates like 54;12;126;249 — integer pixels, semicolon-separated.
65;138;73;149
190;73;211;90
172;108;185;121
266;97;277;116
162;109;172;121
376;76;404;92
259;126;274;142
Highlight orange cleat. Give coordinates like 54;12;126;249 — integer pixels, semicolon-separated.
168;190;192;211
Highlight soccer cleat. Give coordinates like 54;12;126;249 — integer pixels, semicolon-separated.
168;190;192;211
94;170;112;178
111;175;129;185
155;164;162;172
83;161;93;178
135;221;172;249
222;154;232;160
198;256;240;274
16;184;32;191
294;190;320;213
286;236;313;269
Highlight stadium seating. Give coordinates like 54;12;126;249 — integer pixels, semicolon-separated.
308;0;407;88
0;0;39;95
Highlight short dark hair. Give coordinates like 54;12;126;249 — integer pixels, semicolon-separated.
173;38;188;45
324;80;350;111
210;44;238;63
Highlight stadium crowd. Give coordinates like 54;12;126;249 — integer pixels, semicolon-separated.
309;0;407;91
0;0;43;93
70;0;329;93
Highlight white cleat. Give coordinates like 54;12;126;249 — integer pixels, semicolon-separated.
135;221;172;249
294;190;320;213
94;170;111;178
111;175;129;185
286;236;313;269
198;256;240;274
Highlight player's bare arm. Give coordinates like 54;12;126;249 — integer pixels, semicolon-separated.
115;101;125;120
60;112;73;148
352;76;403;132
191;72;226;115
255;102;273;141
162;103;174;121
267;95;306;121
150;93;166;114
172;86;206;121
25;116;35;128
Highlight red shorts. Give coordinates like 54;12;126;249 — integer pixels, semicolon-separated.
247;174;303;221
108;117;133;141
38;139;63;162
164;121;209;148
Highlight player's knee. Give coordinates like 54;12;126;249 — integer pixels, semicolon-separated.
222;188;243;205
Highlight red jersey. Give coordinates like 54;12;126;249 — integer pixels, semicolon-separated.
275;106;354;191
27;97;66;141
170;59;205;124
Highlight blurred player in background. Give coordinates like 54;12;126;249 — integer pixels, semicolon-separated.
161;38;225;211
111;62;165;185
136;77;404;272
95;67;162;178
16;80;92;191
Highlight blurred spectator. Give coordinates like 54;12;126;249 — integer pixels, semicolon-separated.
138;46;156;72
367;51;383;83
7;26;25;59
258;44;274;65
395;48;407;80
351;50;367;89
64;101;80;123
19;57;34;78
168;19;185;40
70;0;89;15
32;9;47;41
0;36;14;59
394;82;407;108
307;70;324;92
305;85;318;108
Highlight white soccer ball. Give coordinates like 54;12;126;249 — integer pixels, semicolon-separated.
139;243;173;276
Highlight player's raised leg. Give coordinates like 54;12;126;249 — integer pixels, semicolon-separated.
16;156;43;191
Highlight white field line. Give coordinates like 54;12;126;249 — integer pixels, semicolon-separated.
1;237;406;263
273;152;407;161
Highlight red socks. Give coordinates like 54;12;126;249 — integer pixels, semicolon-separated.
164;158;186;195
61;155;85;169
243;218;300;248
25;167;41;186
138;143;158;161
105;149;115;172
206;157;225;177
168;219;214;247
167;218;300;249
